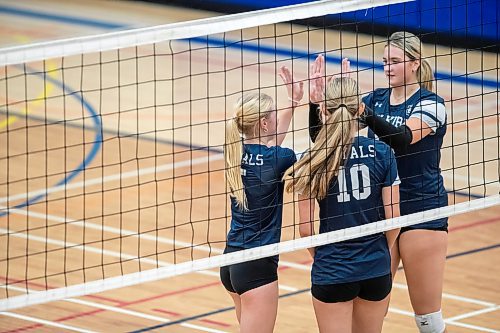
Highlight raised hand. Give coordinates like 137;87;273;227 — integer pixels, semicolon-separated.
340;57;351;78
309;54;325;104
278;65;304;104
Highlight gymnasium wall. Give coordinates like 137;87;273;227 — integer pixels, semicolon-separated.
142;0;499;51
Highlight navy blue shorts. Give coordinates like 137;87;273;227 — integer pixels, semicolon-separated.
220;246;278;295
311;273;392;303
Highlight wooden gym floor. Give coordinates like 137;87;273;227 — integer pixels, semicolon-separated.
0;1;499;332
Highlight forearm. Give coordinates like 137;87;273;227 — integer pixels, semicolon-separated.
362;106;413;153
275;103;297;145
385;228;400;250
309;103;321;143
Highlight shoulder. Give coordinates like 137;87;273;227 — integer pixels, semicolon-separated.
269;145;297;163
362;88;390;106
363;88;389;98
414;88;445;105
409;89;447;127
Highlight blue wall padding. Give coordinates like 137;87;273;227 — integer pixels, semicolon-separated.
204;0;499;42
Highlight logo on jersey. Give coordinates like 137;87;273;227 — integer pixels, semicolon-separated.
374;102;383;108
406;104;413;117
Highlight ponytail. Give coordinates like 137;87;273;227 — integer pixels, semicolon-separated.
284;77;359;200
418;58;434;91
225;92;274;211
225;118;246;210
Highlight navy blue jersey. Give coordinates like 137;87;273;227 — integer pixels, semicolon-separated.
312;135;400;284
227;144;297;249
362;88;448;221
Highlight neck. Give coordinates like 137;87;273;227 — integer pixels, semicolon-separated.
391;82;420;103
245;137;269;146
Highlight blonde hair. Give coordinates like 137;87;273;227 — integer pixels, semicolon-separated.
388;31;434;91
284;77;360;200
225;92;274;210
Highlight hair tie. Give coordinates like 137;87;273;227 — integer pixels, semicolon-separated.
335;103;349;110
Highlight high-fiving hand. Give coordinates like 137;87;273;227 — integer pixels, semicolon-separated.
309;54;352;104
278;66;304;104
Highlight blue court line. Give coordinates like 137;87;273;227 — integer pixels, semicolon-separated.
129;242;500;332
0;4;498;90
189;36;499;90
0;5;126;30
0;1;489;208
0;68;103;217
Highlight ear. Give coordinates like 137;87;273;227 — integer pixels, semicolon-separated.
357;102;366;117
412;59;420;72
260;117;268;133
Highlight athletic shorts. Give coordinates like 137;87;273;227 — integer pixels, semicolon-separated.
311;273;392;303
220;246;278;295
400;218;448;234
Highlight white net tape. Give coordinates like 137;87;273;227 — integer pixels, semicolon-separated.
0;0;412;66
1;194;498;311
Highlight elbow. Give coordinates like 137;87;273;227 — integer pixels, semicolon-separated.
299;223;313;238
391;125;413;153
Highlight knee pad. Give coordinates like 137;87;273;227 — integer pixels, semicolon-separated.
415;310;445;333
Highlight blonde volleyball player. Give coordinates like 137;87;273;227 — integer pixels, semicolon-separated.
286;73;401;333
220;66;303;333
310;31;449;333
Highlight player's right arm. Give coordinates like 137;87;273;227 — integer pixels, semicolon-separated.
382;184;400;250
298;194;316;258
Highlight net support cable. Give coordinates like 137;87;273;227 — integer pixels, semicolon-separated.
1;194;498;311
0;0;413;67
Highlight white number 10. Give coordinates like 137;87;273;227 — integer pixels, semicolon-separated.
336;163;371;202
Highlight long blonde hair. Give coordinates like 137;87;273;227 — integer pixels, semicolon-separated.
225;92;274;210
284;77;360;200
388;31;434;91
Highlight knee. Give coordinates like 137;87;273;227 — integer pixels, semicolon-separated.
414;310;445;333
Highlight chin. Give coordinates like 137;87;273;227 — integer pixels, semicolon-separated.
389;78;403;88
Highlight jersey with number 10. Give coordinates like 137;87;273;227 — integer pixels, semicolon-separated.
312;135;400;284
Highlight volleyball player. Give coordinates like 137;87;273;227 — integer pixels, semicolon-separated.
220;66;303;333
310;32;449;333
286;75;401;333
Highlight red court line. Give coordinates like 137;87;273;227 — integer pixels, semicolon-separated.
153;308;231;328
55;308;104;322
2;211;499;332
152;308;181;317
3;324;43;333
449;216;500;232
200;318;232;328
117;280;222;307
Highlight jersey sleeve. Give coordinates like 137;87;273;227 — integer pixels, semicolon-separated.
383;146;401;187
362;93;373;109
409;99;446;132
276;147;297;173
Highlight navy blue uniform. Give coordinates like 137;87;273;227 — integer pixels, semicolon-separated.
221;144;296;295
227;144;297;250
312;135;400;285
363;88;448;231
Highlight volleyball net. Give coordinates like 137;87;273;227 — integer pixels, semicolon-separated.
0;0;499;311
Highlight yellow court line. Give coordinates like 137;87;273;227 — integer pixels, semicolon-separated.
0;36;57;129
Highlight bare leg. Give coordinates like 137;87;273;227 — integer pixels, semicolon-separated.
391;238;401;279
312;296;353;333
227;291;241;323
239;281;279;333
384;237;401;316
352;295;389;333
399;230;448;332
